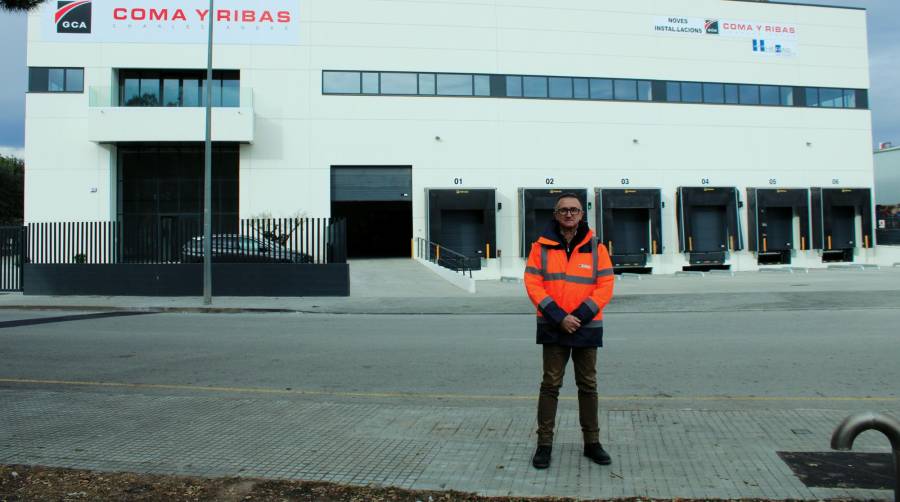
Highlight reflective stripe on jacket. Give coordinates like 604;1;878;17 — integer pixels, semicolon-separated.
524;222;615;347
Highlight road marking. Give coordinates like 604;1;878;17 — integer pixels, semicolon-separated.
0;378;897;403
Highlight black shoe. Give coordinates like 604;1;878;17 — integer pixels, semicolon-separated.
532;445;552;469
583;443;611;465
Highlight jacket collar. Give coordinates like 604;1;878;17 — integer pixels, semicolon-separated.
536;220;592;249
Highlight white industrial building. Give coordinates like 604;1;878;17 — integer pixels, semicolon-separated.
25;0;897;277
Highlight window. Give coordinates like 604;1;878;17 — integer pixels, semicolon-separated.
725;84;739;104
362;72;379;94
843;89;856;108
665;82;681;102
323;71;361;94
590;79;613;100
805;87;819;107
506;76;522;97
523;76;548;98
28;67;85;93
474;75;490;96
573;78;589;99
637;81;652;101
703;83;724;104
222;79;239;107
739;85;760;105
780;87;794;106
549;77;572;99
183;80;200;106
760;85;780;106
317;69;868;111
437;74;472;96
120;70;239;107
614;79;637;101
65;69;84;92
418;74;436;95
681;82;702;103
163;79;180;107
140;78;160;106
381;72;418;95
820;88;843;108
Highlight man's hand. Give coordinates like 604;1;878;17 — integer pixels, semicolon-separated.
561;315;581;334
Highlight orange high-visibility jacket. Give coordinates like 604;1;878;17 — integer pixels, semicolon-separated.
524;222;615;347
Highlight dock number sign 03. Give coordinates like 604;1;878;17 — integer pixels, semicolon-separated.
42;0;302;45
652;16;798;57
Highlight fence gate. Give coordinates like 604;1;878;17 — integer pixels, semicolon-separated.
0;226;26;292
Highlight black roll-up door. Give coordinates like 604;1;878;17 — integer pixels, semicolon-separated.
331;166;412;202
691;207;727;252
830;206;856;249
763;207;793;251
441;210;484;257
611;208;650;254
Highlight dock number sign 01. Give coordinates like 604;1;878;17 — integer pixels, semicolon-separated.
43;0;302;45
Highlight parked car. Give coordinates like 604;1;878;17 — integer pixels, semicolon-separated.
181;234;314;263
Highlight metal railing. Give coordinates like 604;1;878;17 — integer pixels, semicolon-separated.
414;237;475;277
832;412;900;502
25;218;347;265
0;226;25;291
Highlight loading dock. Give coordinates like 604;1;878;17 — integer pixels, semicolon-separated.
595;189;663;269
519;188;588;256
331;166;412;258
811;188;874;262
747;188;811;265
427;189;496;270
676;187;743;267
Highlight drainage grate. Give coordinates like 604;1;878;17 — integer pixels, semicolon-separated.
778;451;894;490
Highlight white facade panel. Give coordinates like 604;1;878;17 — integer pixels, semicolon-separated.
25;0;881;274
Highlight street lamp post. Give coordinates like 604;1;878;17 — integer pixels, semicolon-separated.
203;0;214;305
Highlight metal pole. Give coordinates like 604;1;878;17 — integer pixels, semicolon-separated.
203;0;214;305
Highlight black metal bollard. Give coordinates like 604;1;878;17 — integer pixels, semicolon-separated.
831;412;900;502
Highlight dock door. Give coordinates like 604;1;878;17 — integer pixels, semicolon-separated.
427;189;496;270
595;189;662;270
747;188;811;265
676;187;743;267
519;188;588;256
811;188;874;262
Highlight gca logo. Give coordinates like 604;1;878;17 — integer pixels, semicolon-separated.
704;19;719;35
55;0;91;34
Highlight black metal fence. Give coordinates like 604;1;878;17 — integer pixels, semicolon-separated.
0;226;25;291
877;205;900;245
26;218;347;265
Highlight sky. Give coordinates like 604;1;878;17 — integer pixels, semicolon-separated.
0;0;897;157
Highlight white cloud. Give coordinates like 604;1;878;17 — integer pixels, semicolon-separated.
0;146;25;159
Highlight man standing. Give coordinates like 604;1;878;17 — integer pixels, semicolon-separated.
524;193;615;469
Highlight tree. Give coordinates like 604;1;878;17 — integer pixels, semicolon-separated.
0;155;24;225
0;0;45;11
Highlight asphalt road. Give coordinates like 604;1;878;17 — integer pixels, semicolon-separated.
1;309;897;410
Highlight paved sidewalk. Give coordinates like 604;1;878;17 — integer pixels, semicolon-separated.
1;386;895;500
2;266;900;315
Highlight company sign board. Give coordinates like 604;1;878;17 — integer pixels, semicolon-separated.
42;0;302;45
652;16;798;57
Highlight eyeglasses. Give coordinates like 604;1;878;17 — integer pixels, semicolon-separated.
555;207;583;216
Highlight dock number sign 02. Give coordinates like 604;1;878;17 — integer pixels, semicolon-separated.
43;0;302;45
